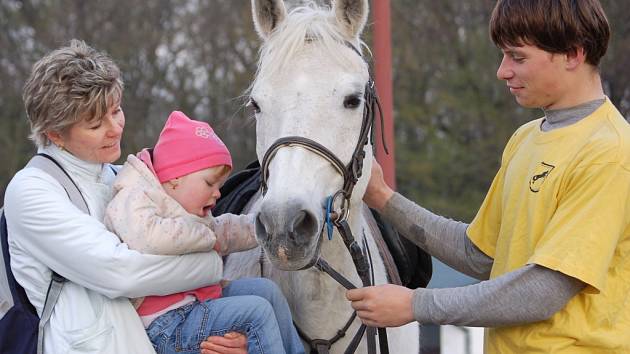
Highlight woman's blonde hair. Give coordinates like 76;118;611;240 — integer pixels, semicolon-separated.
23;39;124;147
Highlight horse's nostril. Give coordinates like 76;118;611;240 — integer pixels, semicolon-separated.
255;212;272;242
289;209;317;241
289;211;305;233
256;206;318;244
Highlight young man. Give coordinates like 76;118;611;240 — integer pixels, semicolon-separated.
347;0;630;353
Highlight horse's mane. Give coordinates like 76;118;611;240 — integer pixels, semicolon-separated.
251;2;368;90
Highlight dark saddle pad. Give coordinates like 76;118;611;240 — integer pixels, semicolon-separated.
213;160;432;289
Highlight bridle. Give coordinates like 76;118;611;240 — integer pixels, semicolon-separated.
261;76;378;206
259;43;389;354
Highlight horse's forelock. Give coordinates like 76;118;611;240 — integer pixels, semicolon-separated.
251;3;366;92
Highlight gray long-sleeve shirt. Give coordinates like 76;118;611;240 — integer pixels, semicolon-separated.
379;99;605;327
382;193;584;326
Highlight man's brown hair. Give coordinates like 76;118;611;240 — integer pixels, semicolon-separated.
490;0;610;66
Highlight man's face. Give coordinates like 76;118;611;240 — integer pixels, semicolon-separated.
496;44;570;110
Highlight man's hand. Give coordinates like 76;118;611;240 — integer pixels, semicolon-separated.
363;159;394;211
200;332;247;354
346;284;415;327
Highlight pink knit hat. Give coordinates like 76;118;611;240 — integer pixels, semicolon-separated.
153;111;232;183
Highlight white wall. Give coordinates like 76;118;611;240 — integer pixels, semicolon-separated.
440;326;484;354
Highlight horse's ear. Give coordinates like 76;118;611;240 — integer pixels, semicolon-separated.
252;0;287;40
333;0;369;39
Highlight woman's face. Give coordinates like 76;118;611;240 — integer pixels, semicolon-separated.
50;103;125;164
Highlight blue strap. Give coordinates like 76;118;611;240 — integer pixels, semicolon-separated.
325;196;334;240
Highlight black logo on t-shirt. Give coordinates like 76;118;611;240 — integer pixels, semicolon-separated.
529;162;555;193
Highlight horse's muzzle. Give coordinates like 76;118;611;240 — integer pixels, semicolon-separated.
255;201;322;270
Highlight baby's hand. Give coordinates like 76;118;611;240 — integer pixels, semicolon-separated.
212;214;258;255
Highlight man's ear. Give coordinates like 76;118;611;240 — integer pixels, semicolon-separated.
566;47;586;70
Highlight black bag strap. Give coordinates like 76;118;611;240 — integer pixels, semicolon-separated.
1;153;91;354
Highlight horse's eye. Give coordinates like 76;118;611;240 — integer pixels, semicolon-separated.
248;98;261;114
343;94;362;109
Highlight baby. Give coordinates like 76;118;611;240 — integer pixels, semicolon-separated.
105;111;304;354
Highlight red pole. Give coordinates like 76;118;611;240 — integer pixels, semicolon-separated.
372;0;396;190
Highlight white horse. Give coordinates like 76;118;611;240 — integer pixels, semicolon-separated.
224;1;419;353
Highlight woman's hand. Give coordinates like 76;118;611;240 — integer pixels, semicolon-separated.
363;159;394;211
200;332;247;354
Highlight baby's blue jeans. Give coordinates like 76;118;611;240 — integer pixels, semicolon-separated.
146;277;305;354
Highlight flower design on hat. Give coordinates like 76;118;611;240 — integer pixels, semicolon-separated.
195;127;227;147
195;127;212;139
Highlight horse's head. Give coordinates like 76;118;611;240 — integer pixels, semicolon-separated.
249;0;374;270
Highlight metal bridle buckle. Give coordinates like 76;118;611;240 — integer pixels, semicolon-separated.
325;190;351;239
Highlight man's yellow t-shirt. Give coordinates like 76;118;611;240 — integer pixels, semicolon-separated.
467;99;630;353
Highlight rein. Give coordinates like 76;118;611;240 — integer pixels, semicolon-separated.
259;43;389;354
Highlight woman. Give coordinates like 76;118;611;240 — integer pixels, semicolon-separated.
4;39;248;354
